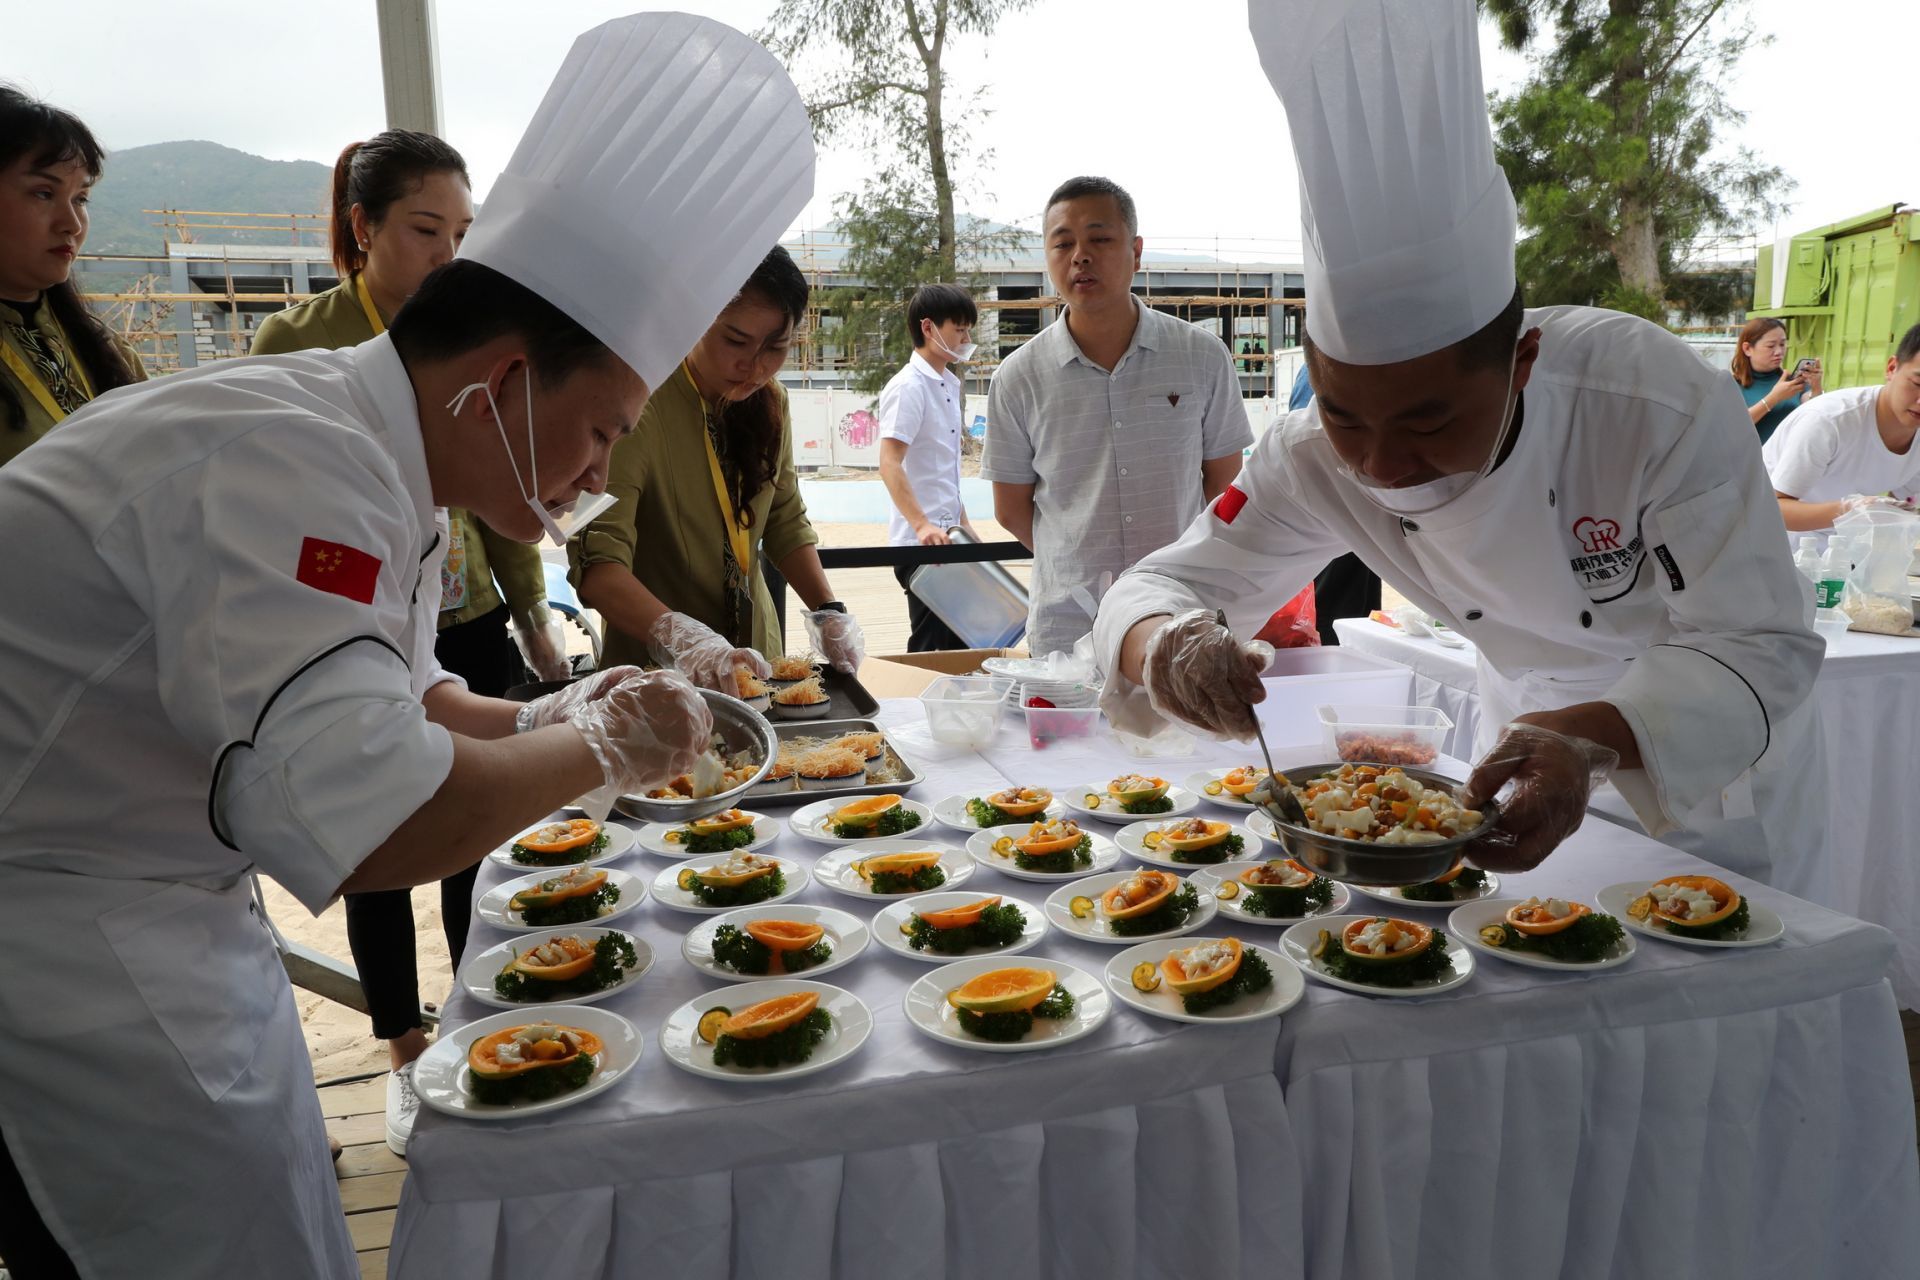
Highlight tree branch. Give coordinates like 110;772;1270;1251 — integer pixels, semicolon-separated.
1650;0;1729;84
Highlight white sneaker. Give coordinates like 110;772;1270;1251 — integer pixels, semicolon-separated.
385;1063;421;1157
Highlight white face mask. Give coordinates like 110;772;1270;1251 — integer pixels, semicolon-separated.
447;367;618;546
926;324;976;363
1347;346;1522;518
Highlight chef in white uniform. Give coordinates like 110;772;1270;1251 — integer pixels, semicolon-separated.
1094;0;1825;891
0;14;814;1278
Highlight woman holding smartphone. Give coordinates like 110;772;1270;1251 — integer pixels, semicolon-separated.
1732;316;1821;443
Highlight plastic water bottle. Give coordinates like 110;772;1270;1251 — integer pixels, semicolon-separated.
1816;541;1849;611
1793;536;1822;592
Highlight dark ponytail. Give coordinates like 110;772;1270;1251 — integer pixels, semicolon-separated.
710;245;809;529
328;130;469;278
0;85;136;432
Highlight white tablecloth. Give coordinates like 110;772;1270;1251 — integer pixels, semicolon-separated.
1334;616;1920;1008
390;695;1919;1279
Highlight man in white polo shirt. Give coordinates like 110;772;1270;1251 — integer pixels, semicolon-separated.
1765;323;1920;530
984;176;1252;657
879;283;980;650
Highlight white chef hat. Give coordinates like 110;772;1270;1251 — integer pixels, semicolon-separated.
1250;0;1516;366
460;12;815;390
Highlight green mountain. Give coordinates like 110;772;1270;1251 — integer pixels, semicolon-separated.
86;140;331;256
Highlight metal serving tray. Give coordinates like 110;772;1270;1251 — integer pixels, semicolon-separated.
762;664;879;721
740;717;924;807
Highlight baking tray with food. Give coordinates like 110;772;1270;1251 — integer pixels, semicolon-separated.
744;719;924;806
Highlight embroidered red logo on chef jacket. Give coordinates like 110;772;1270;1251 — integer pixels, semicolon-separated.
296;537;382;604
1213;484;1249;525
1572;516;1623;553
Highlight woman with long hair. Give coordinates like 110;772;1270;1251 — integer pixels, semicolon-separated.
0;85;145;466
1731;315;1820;443
575;245;864;686
251;129;566;1157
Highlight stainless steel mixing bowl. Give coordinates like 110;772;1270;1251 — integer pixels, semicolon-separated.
612;688;778;825
1253;760;1500;887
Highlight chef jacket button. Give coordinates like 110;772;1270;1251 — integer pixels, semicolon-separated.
1549;488;1557;507
1120;467;1129;476
1580;611;1593;628
1124;515;1134;524
1400;518;1421;533
1464;609;1483;622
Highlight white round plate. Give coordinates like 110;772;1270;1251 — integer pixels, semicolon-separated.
811;839;974;899
932;791;1067;834
486;821;637;870
1103;938;1304;1025
1244;811;1282;845
869;890;1048;963
680;903;870;983
1448;898;1637;972
659;980;873;1082
964;825;1123;882
460;928;654;1010
902;956;1110;1053
1596;881;1785;949
1279;914;1475;997
1042;870;1218;944
475;867;646;933
1188;864;1351;926
1112;818;1264;872
412;1005;642;1120
1060;783;1201;824
788;797;938;845
1182;767;1271;810
650;853;810;915
1350;872;1503;908
634;812;780;858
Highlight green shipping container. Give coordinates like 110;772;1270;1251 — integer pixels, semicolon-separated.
1750;204;1920;388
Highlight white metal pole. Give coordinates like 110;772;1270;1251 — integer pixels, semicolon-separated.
375;0;444;135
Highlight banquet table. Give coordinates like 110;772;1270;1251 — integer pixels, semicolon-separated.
1334;615;1920;1009
388;694;1920;1280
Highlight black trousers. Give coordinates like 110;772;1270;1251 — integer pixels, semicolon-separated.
1313;553;1383;646
0;1125;79;1280
343;604;519;1039
894;564;968;652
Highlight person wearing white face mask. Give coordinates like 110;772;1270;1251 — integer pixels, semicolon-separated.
0;15;814;1278
879;283;983;650
1093;0;1825;894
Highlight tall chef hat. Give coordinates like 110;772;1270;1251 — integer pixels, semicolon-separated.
1249;0;1516;366
460;12;815;390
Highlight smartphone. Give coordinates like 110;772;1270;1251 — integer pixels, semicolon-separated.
1791;358;1819;379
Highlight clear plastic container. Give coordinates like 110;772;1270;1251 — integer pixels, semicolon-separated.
1317;704;1453;767
1813;607;1853;645
1023;702;1103;750
918;676;1013;747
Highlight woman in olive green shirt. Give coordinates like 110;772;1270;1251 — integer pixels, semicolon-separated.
0;88;146;468
575;245;865;688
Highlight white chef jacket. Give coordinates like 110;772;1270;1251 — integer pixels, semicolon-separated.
1094;306;1828;892
0;333;456;1277
879;351;966;546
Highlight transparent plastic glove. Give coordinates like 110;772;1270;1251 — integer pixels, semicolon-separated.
568;669;715;797
648;612;770;692
1461;722;1619;873
508;605;572;683
1139;609;1274;741
1839;493;1907;515
805;608;866;674
513;665;646;734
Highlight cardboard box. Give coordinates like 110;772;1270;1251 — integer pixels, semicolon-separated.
857;648;1018;698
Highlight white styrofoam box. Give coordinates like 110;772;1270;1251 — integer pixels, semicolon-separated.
1252;647;1414;749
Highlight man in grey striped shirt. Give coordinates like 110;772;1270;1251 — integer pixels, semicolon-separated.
984;176;1252;658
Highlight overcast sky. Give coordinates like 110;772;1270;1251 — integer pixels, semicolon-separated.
4;0;1906;258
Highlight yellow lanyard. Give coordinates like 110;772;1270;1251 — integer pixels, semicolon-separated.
1;312;93;424
684;362;753;576
353;274;387;336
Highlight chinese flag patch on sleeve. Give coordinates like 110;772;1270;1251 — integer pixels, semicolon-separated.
296;537;382;605
1213;484;1249;525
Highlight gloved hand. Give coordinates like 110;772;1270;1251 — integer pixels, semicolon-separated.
513;664;646;734
567;668;715;796
1139;608;1274;740
1840;493;1909;515
648;612;771;692
1461;721;1619;872
509;605;572;683
805;607;866;674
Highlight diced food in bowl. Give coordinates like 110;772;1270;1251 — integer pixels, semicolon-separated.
1285;764;1482;845
1627;874;1750;940
968;786;1053;827
1093;774;1172;814
1140;817;1243;864
1334;729;1438;767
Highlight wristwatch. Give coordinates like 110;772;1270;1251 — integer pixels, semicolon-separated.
815;601;848;615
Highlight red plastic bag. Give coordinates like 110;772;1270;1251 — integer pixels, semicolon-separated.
1253;586;1320;648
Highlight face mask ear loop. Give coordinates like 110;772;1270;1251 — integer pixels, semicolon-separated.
521;363;541;510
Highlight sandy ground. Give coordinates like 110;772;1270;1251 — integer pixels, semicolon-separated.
281;485;1390;1079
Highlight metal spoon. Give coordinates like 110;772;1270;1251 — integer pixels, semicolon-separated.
1214;610;1309;828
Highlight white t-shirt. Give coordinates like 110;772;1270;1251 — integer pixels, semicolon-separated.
1763;385;1920;503
878;351;965;547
